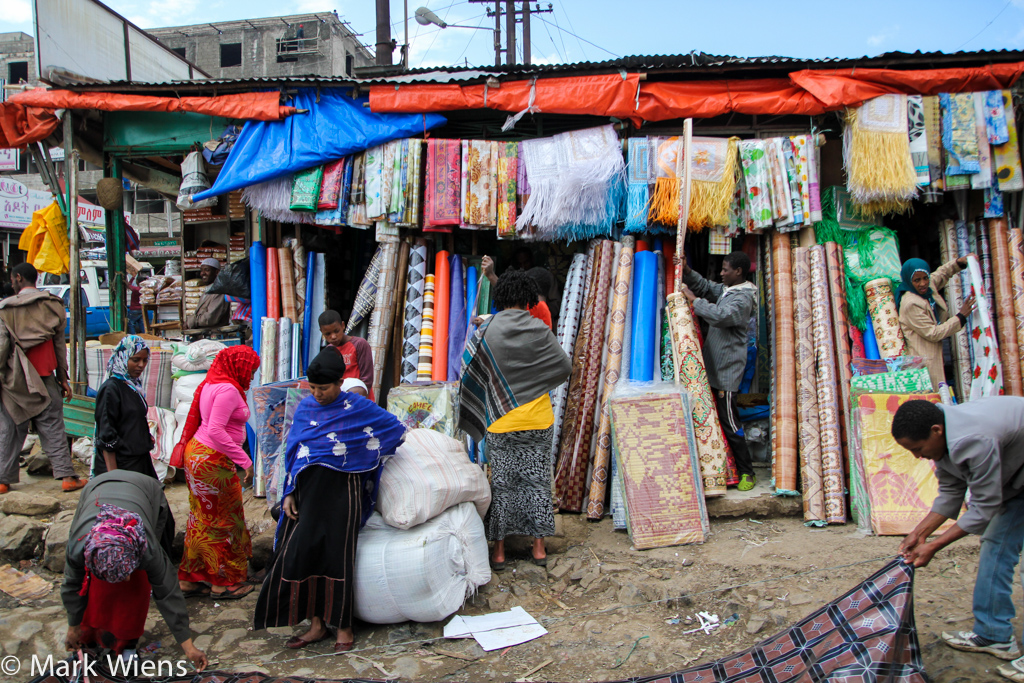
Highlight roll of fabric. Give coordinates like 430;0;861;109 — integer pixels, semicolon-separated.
291;322;301;380
432;252;451;381
250;242;267;353
990;218;1023;395
551;253;588;460
278;247;297;323
824;241;853;478
259;317;277;386
266;247;281;320
309;254;326;364
864;279;905;359
653;250;665;381
810;246;847;524
666;293;727;497
291;240;306;330
447;255;466;382
389;241;410;390
346;244;384;334
629;251;658;381
863;313;881;360
555;241;614;512
368;241;400;400
302;251;315;371
966;254;1002;398
792;248;824;523
771;230;798;494
587;237;635;519
944;221;973;400
277;318;292;382
979;219;997;316
418;275;435;381
465;266;478;330
401;242;427;385
1007;228;1024;394
477;273;492;316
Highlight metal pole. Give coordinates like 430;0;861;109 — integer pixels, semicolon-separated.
522;1;531;65
493;2;502;66
403;0;409;68
375;0;393;65
63;115;85;388
105;156;127;333
505;0;515;65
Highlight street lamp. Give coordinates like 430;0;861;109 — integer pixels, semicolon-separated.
415;6;502;66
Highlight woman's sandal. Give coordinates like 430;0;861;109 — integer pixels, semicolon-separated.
334;640;355;653
211;584;254;601
489;558;506;572
285;629;333;649
181;585;211;599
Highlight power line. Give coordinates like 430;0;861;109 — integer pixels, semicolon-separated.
555;2;587;59
416;9;490;67
537;14;619;58
451;10;489;65
955;0;1012;51
539;12;565;62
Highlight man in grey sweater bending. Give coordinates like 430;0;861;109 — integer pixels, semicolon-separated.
681;251;758;491
893;397;1024;683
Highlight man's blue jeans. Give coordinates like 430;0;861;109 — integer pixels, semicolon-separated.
973;492;1024;643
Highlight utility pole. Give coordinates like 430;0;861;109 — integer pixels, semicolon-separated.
469;1;553;66
522;2;531;64
375;0;393;66
505;0;515;65
493;2;502;66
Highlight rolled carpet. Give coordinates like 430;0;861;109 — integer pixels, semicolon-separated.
418;276;436;381
991;217;1024;395
259;317;277;386
666;293;727;497
941;220;972;401
401;242;428;385
291;240;306;329
824;242;853;486
792;247;824;523
1008;229;1024;393
771;230;798;494
266;247;281;320
810;245;847;524
309;254;326;365
278;247;297;323
277;317;292;382
432;251;451;382
368;241;400;400
864;278;906;359
346;244;384;334
551;253;588;460
302;252;315;372
447;254;466;382
587;236;635;519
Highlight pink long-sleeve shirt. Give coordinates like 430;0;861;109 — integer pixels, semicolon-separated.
193;382;251;469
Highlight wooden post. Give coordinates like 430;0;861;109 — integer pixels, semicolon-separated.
675;118;693;292
64;115;86;389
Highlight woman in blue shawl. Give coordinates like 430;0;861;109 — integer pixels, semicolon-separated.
253;348;405;653
93;335;155;478
896;255;974;392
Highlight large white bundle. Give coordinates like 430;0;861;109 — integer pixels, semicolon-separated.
355;502;490;624
172;372;206;408
147;407;177;481
377;429;490;529
172;400;192;446
171;340;226;373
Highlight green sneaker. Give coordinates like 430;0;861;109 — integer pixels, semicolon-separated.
737;474;756;492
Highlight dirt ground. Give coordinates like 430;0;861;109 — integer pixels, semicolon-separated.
0;462;1015;683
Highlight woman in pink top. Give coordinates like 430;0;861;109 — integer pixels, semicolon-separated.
172;346;261;600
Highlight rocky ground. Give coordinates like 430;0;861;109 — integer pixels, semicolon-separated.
0;456;1014;683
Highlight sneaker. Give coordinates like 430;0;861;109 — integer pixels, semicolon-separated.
942;631;1021;660
997;656;1024;682
737;474;757;492
62;477;87;493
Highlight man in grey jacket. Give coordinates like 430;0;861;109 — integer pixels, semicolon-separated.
681;251;758;491
892;397;1024;682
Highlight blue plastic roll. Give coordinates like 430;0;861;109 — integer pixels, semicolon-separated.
302;252;315;371
465;265;478;329
863;312;881;360
447;255;467;381
250;242;267;353
630;250;658;381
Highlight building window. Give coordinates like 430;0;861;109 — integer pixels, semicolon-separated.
220;43;242;68
170;47;187;60
132;188;166;214
8;62;28;84
346;54;354;77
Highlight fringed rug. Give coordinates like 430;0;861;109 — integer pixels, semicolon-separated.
844;94;917;215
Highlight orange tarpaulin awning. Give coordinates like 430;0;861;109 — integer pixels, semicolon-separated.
368;61;1024;123
0;89;296;148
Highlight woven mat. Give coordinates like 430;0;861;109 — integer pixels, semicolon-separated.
771;231;798;492
990;217;1023;395
793;248;824;522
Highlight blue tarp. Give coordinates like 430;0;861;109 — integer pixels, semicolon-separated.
193;88;446;201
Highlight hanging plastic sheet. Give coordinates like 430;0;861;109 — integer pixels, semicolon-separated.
250;242;267;355
192;89;446;201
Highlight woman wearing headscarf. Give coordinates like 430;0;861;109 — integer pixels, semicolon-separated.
254;348;405;652
93;335;155;479
62;470;207;669
459;270;572;571
173;345;260;600
897;255;976;392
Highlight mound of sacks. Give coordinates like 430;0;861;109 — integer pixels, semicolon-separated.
354;428;492;624
170;340;226;445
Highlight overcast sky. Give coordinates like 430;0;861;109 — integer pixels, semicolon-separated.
5;0;1024;69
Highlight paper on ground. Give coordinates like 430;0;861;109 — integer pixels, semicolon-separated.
0;564;52;601
444;606;548;651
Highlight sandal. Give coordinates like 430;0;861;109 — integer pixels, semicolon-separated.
489;558;506;572
211;584;254;601
334;640;355;653
531;556;548;567
285;629;334;650
181;585;211;599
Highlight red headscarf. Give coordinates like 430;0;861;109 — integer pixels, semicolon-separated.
170;345;260;468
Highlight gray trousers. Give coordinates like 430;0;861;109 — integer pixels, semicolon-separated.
0;376;76;484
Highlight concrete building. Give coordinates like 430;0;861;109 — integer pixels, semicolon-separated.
147;12;374;80
0;32;36;89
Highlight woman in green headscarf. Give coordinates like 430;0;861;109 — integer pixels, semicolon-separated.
896;255;975;392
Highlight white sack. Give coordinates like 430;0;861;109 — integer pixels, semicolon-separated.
355;502;490;624
172;339;226;373
172;372;206;408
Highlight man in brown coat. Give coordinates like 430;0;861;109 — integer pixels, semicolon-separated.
184;258;230;331
0;262;86;493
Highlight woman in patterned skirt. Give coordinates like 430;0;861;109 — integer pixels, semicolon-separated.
173;345;261;600
459;271;572;571
254;348;405;652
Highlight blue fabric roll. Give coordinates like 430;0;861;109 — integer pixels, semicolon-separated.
863;312;881;360
250;242;267;353
447;255;467;381
630;250;658;381
466;266;478;329
302;252;315;372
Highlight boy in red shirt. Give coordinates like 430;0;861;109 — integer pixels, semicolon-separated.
317;310;375;401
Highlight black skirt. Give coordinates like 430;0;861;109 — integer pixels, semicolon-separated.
253;465;362;630
92;452;158;480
